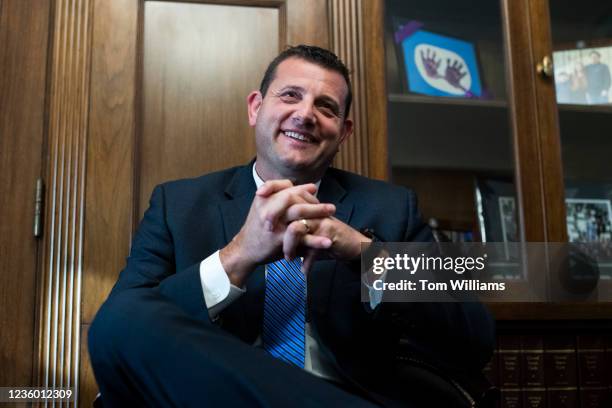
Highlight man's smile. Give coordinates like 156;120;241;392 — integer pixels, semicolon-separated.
281;129;318;144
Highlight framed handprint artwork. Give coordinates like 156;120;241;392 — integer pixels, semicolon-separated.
396;26;483;98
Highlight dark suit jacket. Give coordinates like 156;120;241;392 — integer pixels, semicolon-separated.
109;162;495;403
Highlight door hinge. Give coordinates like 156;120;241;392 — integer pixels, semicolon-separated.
34;178;44;238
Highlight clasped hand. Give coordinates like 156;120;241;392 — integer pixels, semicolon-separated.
220;180;371;286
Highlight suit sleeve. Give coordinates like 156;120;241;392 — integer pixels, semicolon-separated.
108;184;212;325
376;189;495;371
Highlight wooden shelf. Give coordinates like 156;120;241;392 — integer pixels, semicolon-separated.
558;103;612;114
489;301;612;320
388;93;508;108
389;94;612;113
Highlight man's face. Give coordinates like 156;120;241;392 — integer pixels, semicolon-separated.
592;53;601;64
247;57;353;182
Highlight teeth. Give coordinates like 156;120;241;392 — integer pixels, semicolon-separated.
285;131;308;141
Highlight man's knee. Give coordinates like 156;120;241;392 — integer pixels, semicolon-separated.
88;289;153;365
89;293;124;365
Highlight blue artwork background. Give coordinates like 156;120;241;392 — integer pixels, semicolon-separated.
401;30;482;98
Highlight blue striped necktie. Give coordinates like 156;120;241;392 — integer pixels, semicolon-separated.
262;258;306;368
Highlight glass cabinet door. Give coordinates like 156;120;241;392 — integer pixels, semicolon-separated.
384;1;520;254
549;1;612;283
379;0;611;304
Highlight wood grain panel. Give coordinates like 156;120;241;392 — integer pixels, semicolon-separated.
138;2;279;216
286;0;327;47
36;0;93;402
78;324;96;408
82;0;138;322
491;302;612;320
501;0;547;243
328;0;368;175
79;0;139;404
362;0;388;180
0;0;50;388
328;0;388;179
526;0;567;242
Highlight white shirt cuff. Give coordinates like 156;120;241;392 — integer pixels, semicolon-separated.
363;270;387;310
199;250;246;318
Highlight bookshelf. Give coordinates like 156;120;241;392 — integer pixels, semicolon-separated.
378;0;612;322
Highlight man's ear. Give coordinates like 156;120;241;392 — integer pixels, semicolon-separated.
339;118;353;145
247;91;263;126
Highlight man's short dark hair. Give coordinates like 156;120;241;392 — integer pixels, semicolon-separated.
259;45;352;117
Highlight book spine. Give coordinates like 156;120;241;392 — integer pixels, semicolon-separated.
577;335;608;408
501;391;522;408
521;335;546;408
523;389;546;408
499;335;523;408
545;335;578;408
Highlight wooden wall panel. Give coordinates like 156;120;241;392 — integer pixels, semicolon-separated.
328;0;388;180
0;0;51;388
361;0;388;180
78;324;95;408
138;2;279;216
37;0;93;402
329;0;369;176
82;0;137;324
286;0;328;47
80;0;138;405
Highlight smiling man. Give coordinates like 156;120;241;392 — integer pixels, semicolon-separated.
249;55;352;183
89;45;494;408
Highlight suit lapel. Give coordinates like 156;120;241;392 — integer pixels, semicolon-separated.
318;175;353;225
219;164;256;244
309;170;354;316
217;164;266;342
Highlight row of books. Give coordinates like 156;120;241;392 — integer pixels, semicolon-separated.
484;335;611;408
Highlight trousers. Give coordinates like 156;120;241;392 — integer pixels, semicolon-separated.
88;288;381;407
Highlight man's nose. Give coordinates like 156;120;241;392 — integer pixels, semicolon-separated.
292;101;315;128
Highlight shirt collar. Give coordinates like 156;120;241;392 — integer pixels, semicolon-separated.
252;163;321;194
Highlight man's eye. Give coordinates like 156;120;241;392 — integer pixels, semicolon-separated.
281;91;299;100
319;104;339;117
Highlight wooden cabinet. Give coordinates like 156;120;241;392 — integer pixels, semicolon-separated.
373;0;565;243
368;2;612;403
360;0;612;319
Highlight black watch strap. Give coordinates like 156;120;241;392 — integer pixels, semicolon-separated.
360;228;381;242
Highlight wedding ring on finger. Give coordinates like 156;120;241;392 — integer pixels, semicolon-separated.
300;218;311;234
